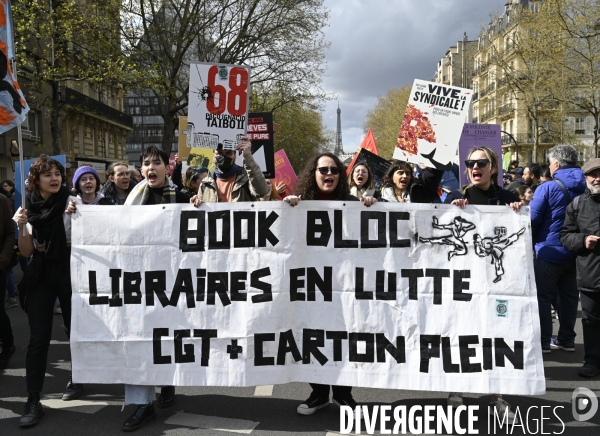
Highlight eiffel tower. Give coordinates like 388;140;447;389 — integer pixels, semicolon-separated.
334;102;344;156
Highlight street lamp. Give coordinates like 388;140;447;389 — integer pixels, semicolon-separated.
501;130;519;166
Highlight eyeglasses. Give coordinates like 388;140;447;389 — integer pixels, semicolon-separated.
465;159;490;169
317;166;341;175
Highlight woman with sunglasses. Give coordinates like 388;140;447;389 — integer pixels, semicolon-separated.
445;147;518;207
283;152;375;416
348;162;380;199
443;146;520;422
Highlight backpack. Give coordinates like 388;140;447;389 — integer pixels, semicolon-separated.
553;179;580;220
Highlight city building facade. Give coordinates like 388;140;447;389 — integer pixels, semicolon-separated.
471;0;597;166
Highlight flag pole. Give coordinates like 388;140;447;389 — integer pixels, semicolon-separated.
10;57;26;235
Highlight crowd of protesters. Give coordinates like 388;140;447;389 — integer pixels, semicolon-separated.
0;139;599;431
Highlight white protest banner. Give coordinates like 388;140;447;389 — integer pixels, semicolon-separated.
187;62;251;150
71;202;545;395
393;79;472;170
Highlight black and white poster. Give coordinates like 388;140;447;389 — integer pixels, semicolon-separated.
70;203;544;395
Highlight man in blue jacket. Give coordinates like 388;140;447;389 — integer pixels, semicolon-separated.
530;144;585;353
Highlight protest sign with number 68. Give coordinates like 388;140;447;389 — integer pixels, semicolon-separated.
187;62;251;150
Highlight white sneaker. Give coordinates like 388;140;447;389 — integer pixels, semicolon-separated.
490;398;520;424
447;392;463;407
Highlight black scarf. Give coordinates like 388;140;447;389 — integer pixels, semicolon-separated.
25;186;70;260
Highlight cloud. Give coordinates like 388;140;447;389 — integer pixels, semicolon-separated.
322;0;503;152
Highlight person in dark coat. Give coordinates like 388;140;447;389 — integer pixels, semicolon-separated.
0;193;16;369
560;157;600;377
13;156;79;427
99;162;136;205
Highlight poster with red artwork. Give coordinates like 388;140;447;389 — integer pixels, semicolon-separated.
393;79;472;171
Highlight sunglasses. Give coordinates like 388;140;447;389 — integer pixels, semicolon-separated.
465;159;490;169
316;166;341;175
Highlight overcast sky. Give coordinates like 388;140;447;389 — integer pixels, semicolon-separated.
321;0;505;153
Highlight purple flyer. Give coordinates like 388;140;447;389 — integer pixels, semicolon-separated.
459;123;503;186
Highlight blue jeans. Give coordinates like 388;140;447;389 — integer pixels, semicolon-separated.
534;257;578;349
5;268;15;299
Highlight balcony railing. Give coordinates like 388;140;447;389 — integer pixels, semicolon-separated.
482;82;496;97
471;117;478;124
497;103;514;116
481;109;495;121
61;87;133;128
128;134;165;143
502;132;557;145
497;77;510;88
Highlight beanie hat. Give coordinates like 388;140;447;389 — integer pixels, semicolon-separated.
73;166;101;190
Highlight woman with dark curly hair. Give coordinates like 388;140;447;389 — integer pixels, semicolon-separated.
380;160;443;203
380;161;413;202
12;155;80;428
291;152;355;201
283;152;375;416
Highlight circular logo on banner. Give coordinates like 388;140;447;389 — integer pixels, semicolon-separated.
218;65;228;80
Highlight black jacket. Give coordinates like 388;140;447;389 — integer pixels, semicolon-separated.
560;191;600;292
444;185;517;205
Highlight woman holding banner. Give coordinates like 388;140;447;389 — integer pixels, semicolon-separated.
12;156;80;428
380;160;444;204
347;161;380;199
283;152;376;416
444;146;521;422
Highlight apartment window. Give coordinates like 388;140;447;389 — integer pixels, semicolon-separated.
78;124;84;154
21;111;39;140
575;117;586;135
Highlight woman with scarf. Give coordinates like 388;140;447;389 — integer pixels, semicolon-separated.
12;156;79;428
347;161;381;199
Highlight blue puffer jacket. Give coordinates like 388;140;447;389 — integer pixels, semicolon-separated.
530;165;585;263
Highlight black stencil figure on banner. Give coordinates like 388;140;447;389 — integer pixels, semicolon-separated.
419;216;476;260
420;148;452;171
227;339;243;359
474;226;525;283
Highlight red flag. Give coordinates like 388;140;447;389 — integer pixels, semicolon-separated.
346;130;378;175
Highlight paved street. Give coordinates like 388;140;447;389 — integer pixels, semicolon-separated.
2;268;600;435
